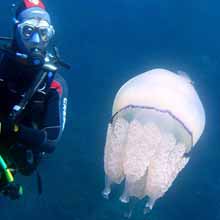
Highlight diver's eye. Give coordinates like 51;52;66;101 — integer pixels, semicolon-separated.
39;28;49;42
22;25;34;38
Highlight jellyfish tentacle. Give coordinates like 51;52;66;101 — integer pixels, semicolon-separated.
123;198;138;219
144;198;156;214
120;179;130;203
102;175;113;199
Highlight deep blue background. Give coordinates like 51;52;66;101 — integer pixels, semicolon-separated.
0;0;219;219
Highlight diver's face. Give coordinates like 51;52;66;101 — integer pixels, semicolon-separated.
16;18;54;55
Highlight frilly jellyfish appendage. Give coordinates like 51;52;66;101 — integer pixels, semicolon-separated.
120;120;155;203
103;69;206;215
144;129;190;212
103;119;129;199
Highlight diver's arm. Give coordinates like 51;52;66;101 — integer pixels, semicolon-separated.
16;88;63;153
16;125;50;152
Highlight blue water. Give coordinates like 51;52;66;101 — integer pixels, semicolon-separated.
0;0;219;219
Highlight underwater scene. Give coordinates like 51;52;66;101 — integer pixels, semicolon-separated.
0;0;219;220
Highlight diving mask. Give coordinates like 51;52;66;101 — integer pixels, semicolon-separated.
17;19;55;43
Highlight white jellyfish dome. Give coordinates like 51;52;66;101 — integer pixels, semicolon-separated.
102;68;205;213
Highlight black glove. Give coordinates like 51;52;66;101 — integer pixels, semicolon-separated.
0;119;19;137
2;183;23;200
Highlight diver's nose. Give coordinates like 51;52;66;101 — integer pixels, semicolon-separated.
31;32;41;44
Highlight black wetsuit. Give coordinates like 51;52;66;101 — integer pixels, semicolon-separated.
0;51;65;175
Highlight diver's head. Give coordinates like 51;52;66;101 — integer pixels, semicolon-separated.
13;0;55;65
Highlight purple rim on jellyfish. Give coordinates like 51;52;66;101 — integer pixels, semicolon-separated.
111;104;193;146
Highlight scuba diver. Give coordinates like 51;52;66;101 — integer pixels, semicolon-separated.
0;0;69;200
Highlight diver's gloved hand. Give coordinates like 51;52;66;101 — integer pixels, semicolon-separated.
0;119;19;137
2;183;23;200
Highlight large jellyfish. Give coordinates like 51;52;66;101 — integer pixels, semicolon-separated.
102;68;205;213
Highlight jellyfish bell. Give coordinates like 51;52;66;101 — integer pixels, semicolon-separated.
102;68;205;213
